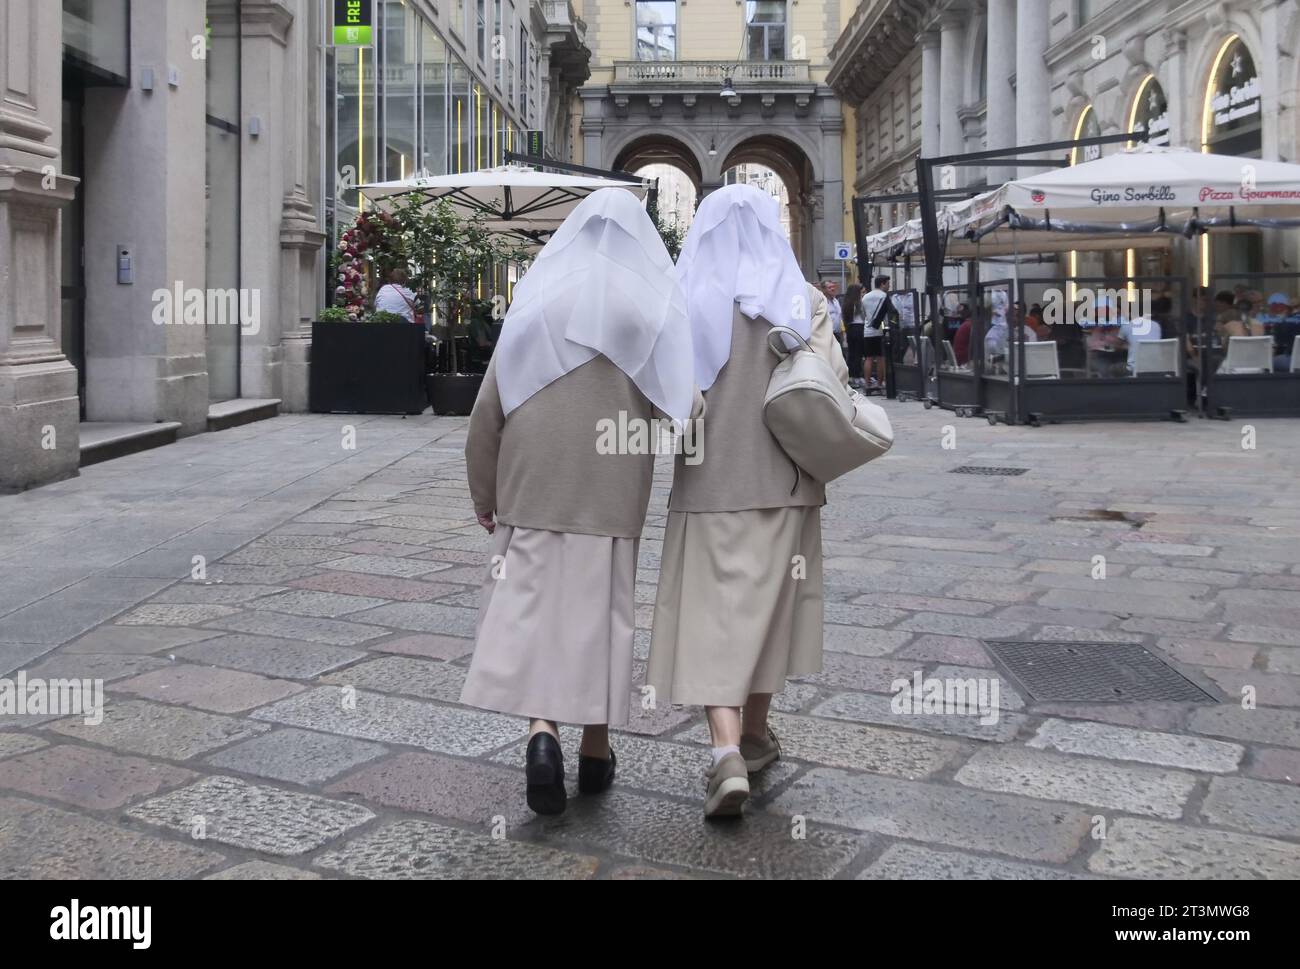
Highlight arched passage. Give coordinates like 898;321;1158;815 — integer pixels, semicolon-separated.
720;134;816;273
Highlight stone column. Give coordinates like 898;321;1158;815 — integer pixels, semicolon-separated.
0;0;81;490
1015;0;1051;171
578;89;605;167
82;0;210;433
938;13;967;161
985;0;1017;183
920;30;941;157
817;90;846;280
241;0;325;409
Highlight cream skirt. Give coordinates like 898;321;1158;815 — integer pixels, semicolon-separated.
459;524;638;726
646;506;824;708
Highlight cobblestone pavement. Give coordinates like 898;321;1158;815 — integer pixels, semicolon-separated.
3;406;1300;879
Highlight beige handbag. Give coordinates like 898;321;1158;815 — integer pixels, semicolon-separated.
763;325;894;483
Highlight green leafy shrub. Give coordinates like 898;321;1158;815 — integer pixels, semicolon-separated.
318;306;353;322
366;310;408;324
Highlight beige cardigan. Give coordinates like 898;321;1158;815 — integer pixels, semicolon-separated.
668;283;850;514
465;354;702;539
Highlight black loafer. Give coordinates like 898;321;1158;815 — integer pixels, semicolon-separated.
525;732;567;815
577;747;616;795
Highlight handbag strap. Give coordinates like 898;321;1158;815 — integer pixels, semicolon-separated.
767;325;813;359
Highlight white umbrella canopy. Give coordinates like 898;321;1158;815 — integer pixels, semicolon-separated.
969;144;1300;227
358;165;650;248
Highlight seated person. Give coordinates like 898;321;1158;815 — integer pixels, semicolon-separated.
1025;303;1052;340
1215;291;1265;340
1257;293;1300;371
952;307;974;366
373;268;423;324
1120;308;1165;374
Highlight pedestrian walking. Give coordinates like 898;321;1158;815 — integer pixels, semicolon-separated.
843;282;866;387
646;184;849;818
460;187;699;816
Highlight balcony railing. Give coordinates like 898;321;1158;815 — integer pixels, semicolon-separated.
612;60;811;86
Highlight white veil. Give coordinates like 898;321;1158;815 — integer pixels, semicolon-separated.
673;184;811;392
493;187;694;424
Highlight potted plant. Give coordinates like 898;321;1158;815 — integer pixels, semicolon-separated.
389;195;529;416
309;211;429;415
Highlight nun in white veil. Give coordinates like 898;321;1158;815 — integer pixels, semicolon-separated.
646;184;850;818
460;187;699;816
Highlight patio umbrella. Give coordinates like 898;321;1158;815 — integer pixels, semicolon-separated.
359;164;650;249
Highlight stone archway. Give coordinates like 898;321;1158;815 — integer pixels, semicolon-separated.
612;133;705;196
719;133;816;274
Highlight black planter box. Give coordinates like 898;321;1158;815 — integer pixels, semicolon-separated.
427;373;485;416
309;321;428;415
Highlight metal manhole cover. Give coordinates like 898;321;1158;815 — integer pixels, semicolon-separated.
951;466;1028;476
984;640;1217;704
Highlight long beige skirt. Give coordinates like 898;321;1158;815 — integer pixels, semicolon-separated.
459;524;638;726
646;506;824;708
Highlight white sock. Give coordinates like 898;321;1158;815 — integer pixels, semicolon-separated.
711;745;740;767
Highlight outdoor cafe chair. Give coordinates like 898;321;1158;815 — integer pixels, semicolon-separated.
1133;338;1181;377
1218;336;1273;374
1291;335;1300;373
1024;341;1061;380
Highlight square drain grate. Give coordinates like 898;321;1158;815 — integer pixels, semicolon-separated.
984;640;1217;704
951;466;1028;476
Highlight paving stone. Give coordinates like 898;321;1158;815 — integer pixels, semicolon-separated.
251;686;526;756
1227;624;1300;647
127;775;373;856
341;541;430;557
621;692;698;736
1027;718;1243;773
347;602;478;638
254;589;389;618
371;634;473;660
1087;817;1300;879
346;526;465;549
322;554;455;578
0;643;58;678
602;864;699;880
202;610;389;646
824;602;908;627
1203;668;1300;709
0;744;196;810
1037;588;1212;621
221;547;347;567
327;751;542;828
792;654;921;693
205;861;323;880
48;699;269;760
0;796;223;878
928;665;1026;711
820;625;911;657
1264;649;1300;676
771;681;820;713
858;844;1090;880
115;603;241;626
250;535;354;550
204;727;387;785
1155;637;1258;671
288;571;460;602
26;651;170;683
202;563;330;585
321;655;466;702
115;665;305;713
954;745;1197;819
62;625;221;655
851;592;996;616
1199;776;1300;838
1028;702;1188;732
1120;616;1226;639
769;769;1090;863
532;789;868;879
1244;747;1300;785
1189;706;1300;748
678;712;966;779
996;604;1121;628
896;613;1033;639
174;634;365;679
1130;565;1242;586
144;583;285;605
893;634;992;667
0;734;47;760
810;692;1027;743
947;581;1038;604
1032;625;1145;644
313;818;600;879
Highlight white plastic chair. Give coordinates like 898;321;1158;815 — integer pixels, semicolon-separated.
1133;338;1180;376
1023;341;1060;379
942;339;969;371
1290;335;1300;373
1219;336;1273;374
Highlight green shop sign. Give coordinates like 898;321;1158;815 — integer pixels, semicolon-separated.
333;0;373;46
